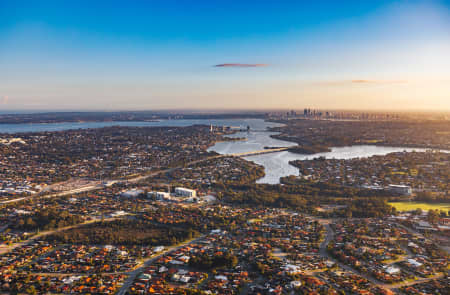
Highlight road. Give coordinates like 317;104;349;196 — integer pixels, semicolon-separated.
227;147;289;157
0;144;292;206
319;225;333;258
0;155;225;205
0;146;291;206
317;219;333;259
393;221;450;255
315;218;394;288
315;217;449;291
389;273;445;289
0;185;104;205
116;235;206;295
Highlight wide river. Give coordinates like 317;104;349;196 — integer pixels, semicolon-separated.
1;118;437;184
0;118;272;134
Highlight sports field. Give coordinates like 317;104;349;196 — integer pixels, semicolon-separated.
388;202;450;212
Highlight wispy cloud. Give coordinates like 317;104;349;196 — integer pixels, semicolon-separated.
351;79;407;84
313;79;408;86
214;63;268;68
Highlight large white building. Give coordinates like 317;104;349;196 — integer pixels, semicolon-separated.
120;189;144;198
148;191;172;201
157;192;172;201
388;184;412;196
175;187;196;198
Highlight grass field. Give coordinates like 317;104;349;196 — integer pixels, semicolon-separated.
388;201;450;212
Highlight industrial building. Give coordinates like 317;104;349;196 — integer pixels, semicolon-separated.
175;187;196;198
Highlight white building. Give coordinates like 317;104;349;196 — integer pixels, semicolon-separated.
175;187;196;198
388;184;412;196
153;246;165;252
384;266;400;274
148;191;172;201
156;192;172;201
120;189;144;198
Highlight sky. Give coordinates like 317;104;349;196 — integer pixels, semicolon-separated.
0;0;449;111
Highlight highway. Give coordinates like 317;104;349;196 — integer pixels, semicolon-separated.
0;155;223;205
0;146;289;206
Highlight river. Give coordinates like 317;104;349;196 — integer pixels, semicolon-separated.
206;121;438;184
0;118;277;134
0;118;438;184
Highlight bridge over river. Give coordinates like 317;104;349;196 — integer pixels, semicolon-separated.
226;147;289;157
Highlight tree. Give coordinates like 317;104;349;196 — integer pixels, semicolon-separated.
25;286;37;295
427;209;439;224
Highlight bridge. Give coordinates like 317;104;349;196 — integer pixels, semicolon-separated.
227;147;289;157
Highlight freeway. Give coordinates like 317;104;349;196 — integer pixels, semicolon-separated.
0;144;291;206
0;184;105;205
0;145;291;206
0;155;224;205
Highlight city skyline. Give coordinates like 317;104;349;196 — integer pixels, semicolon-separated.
1;0;450;111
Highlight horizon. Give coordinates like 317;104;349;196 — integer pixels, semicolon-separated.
1;0;450;111
1;108;450;116
0;2;450;290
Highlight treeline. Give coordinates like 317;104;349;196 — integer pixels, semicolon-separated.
415;191;450;203
45;219;198;246
144;205;248;232
189;252;238;270
280;176;395;197
225;180;393;201
287;145;331;155
13;208;84;231
224;189;310;212
335;199;395;218
216;182;395;218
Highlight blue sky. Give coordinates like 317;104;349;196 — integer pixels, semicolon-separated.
1;0;449;111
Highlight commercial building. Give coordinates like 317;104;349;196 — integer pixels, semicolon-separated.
120;189;144;198
388;184;412;196
175;187;196;198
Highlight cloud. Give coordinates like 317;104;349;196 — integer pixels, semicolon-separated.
351;79;407;84
214;63;268;68
1;96;8;104
313;79;408;86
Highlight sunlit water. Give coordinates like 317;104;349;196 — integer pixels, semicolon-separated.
243;145;435;184
208;126;442;184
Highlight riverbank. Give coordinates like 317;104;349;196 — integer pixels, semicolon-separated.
0;118;278;134
267;118;450;152
287;145;331;154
